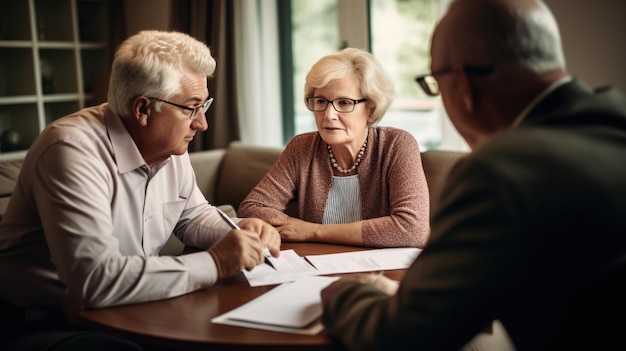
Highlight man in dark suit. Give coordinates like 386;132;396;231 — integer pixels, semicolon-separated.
320;0;626;350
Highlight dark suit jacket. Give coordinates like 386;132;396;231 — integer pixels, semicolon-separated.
322;79;626;351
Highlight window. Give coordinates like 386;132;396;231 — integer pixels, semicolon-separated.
282;0;460;151
288;0;339;137
370;0;441;150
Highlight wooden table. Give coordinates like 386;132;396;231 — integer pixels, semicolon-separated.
68;242;407;350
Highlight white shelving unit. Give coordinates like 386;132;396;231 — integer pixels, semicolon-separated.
0;0;109;159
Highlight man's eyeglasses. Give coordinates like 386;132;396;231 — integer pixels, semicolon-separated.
147;96;214;119
306;97;367;113
415;65;494;96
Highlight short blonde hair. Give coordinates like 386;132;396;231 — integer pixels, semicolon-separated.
108;30;216;116
304;48;394;125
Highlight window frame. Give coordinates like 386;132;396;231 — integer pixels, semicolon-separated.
277;0;467;150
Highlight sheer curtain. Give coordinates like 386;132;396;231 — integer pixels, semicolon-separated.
233;0;283;147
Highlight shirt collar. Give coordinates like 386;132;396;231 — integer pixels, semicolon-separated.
104;106;148;174
511;76;572;128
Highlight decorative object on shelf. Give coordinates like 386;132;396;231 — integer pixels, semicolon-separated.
40;58;54;94
1;128;24;152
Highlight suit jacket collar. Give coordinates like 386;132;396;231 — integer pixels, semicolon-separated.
522;79;626;128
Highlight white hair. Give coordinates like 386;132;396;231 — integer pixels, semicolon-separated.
107;31;216;116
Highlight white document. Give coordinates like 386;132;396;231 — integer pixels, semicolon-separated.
306;247;422;275
243;249;320;287
212;276;338;335
243;247;421;287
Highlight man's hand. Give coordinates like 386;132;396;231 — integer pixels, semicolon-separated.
237;218;281;257
321;273;399;305
208;228;267;279
269;217;320;243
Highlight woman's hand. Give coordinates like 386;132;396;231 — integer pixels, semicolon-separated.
269;217;321;242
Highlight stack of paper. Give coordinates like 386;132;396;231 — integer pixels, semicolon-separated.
212;276;338;335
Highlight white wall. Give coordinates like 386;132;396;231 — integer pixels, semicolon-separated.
544;0;626;92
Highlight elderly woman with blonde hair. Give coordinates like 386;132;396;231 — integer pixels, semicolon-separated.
239;47;430;248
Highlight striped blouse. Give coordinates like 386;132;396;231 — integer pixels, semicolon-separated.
323;175;361;224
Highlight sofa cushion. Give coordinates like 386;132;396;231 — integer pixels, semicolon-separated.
421;149;466;214
214;142;283;211
189;148;226;204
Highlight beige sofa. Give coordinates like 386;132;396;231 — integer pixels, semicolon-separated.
0;142;466;254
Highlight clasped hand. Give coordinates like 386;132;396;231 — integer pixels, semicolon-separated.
269;217;320;242
208;218;280;279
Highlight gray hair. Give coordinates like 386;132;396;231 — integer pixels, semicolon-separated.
520;0;566;72
304;48;394;126
107;30;216;116
446;0;566;72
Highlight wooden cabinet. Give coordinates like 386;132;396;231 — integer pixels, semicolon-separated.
0;0;109;159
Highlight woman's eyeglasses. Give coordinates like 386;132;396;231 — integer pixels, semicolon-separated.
305;97;367;113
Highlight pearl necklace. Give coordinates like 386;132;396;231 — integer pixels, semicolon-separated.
327;138;368;174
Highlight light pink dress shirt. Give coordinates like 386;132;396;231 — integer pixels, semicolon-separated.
0;104;231;310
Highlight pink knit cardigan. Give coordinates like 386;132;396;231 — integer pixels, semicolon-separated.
238;127;430;248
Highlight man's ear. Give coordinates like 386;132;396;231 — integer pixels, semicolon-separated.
132;96;150;126
453;65;475;113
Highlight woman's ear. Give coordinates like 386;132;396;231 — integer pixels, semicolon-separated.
132;96;150;126
367;106;376;124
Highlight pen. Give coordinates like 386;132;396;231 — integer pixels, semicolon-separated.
215;207;277;270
